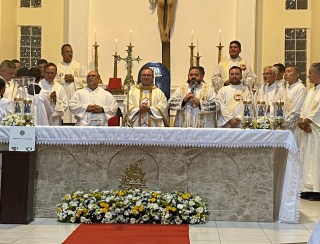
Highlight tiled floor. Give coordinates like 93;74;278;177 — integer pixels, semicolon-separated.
0;199;319;244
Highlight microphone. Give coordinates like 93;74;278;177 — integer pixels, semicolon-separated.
189;78;198;93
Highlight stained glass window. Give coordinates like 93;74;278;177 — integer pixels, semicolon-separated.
20;26;42;67
284;28;307;82
286;0;308;10
20;0;41;8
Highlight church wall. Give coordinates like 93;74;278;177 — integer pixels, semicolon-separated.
257;0;311;83
0;0;18;60
310;0;320;64
16;0;65;64
68;0;256;88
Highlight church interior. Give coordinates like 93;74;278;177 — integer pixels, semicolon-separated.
0;0;320;243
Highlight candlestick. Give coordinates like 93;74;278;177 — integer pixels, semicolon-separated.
191;30;194;44
219;28;222;44
129;29;132;44
94;28;97;43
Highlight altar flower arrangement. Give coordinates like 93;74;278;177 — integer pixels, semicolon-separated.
252;117;273;129
56;189;208;224
1;114;25;126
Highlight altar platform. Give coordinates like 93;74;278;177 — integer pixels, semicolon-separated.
0;127;302;223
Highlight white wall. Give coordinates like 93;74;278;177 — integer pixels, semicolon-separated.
0;0;17;60
256;0;311;84
68;0;256;87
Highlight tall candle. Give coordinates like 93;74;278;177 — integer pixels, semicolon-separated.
94;28;97;43
191;30;194;44
129;29;132;43
115;38;118;53
219;29;222;44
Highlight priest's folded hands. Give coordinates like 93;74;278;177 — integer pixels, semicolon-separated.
86;104;104;114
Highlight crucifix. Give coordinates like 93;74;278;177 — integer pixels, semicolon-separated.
155;0;177;71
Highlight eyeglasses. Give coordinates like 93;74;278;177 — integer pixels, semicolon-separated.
87;75;98;79
45;72;57;76
141;74;153;78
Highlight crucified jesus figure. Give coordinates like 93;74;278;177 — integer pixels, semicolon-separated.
157;0;177;42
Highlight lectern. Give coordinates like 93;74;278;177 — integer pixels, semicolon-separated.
0;151;35;224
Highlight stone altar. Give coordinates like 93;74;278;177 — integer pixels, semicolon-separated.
0;127;302;223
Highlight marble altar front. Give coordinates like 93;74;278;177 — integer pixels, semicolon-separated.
0;127;302;223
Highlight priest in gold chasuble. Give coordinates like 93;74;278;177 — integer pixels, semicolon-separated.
123;67;169;127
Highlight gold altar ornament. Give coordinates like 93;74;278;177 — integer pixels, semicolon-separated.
119;158;148;190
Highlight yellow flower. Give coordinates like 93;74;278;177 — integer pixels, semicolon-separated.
57;207;62;213
72;194;77;199
64;194;70;200
102;208;108;213
77;209;82;215
100;202;109;208
82;208;88;213
171;207;177;212
152;192;157;197
139;206;144;212
197;213;201;218
150;198;156;203
166;206;171;211
182;193;191;200
132;209;138;215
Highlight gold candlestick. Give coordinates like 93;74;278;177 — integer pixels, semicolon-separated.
118;43;142;123
216;43;224;64
93;42;99;72
195;52;201;67
189;43;195;67
112;52;121;78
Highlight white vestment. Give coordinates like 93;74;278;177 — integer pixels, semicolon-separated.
56;60;86;123
2;78;17;101
0;97;12;121
39;79;68;126
285;80;307;147
300;85;320;192
69;86;118;126
217;84;242;127
169;83;219;128
266;82;278;118
211;57;256;93
123;84;169;127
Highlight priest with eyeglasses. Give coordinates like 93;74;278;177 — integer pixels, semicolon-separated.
123;67;169;127
69;70;118;126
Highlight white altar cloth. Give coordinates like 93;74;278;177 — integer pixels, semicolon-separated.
0;127;302;223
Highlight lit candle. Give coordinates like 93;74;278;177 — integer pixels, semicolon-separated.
129;29;132;44
219;29;222;44
115;38;118;53
191;30;194;44
94;28;97;43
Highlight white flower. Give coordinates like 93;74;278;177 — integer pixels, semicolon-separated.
62;203;68;210
136;201;142;206
189;200;195;206
196;207;204;213
194;196;201;202
105;212;112;220
130;218;136;224
81;217;90;223
142;215;149;221
177;204;184;209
